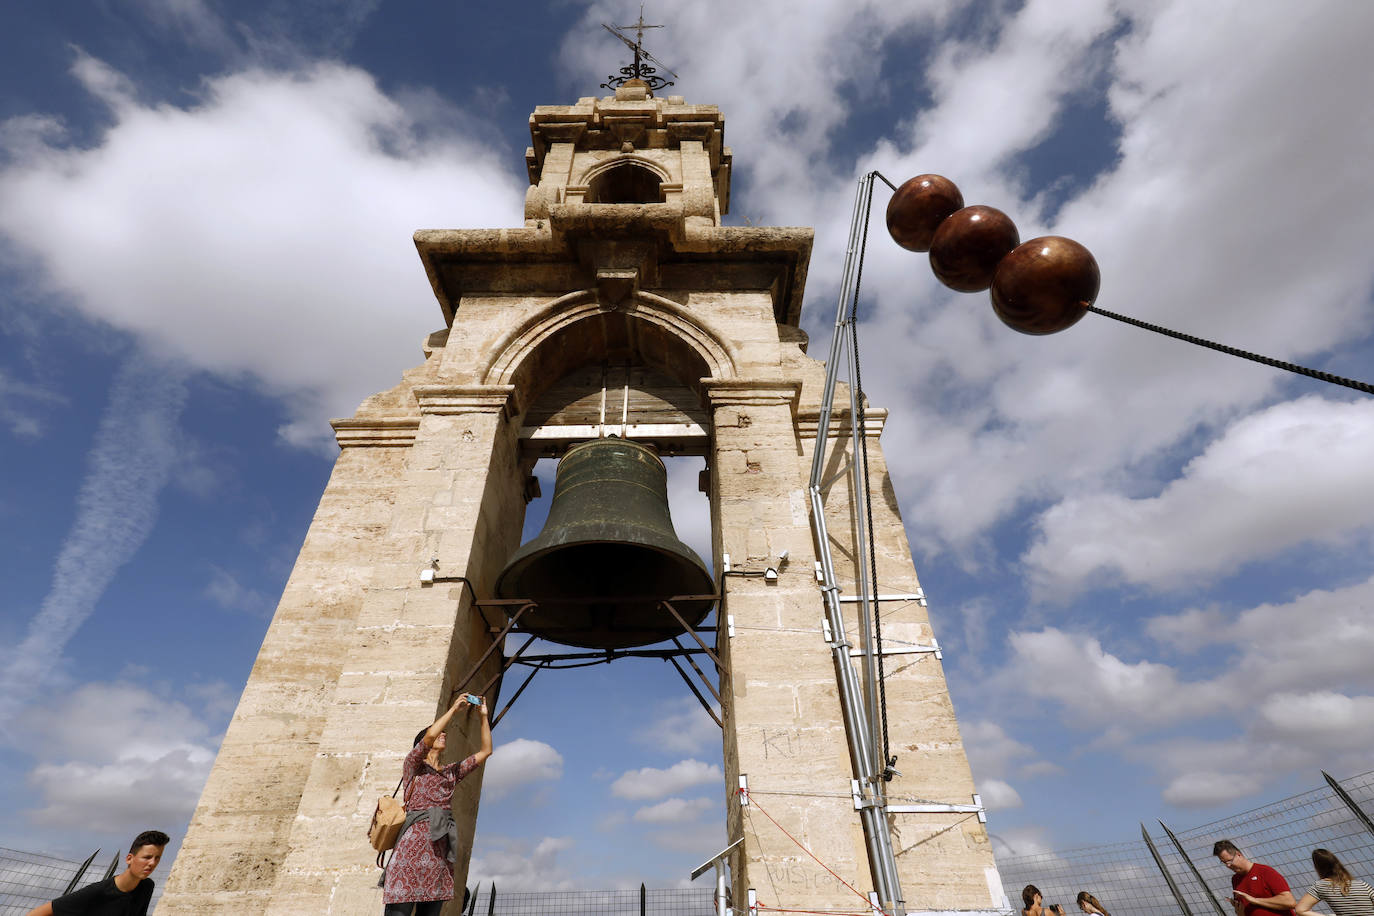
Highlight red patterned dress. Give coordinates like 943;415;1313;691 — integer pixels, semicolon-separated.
383;741;480;905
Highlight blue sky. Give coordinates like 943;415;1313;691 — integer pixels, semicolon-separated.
2;0;1373;895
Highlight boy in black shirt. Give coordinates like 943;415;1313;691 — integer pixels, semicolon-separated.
26;829;169;916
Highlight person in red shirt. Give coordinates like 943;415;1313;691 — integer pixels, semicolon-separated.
1215;839;1297;916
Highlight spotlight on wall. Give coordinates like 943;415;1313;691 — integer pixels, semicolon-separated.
419;557;439;585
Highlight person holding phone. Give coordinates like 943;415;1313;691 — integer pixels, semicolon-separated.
382;693;493;916
1215;839;1296;916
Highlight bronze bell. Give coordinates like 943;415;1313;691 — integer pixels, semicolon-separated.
495;438;715;649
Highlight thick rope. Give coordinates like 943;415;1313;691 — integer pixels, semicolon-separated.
741;789;892;916
1086;304;1374;396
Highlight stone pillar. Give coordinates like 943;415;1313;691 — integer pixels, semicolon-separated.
805;416;1004;911
709;379;875;915
160;386;526;915
156;445;410;914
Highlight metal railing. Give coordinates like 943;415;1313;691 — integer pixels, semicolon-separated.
6;770;1367;916
994;770;1374;916
0;846;111;916
462;884;717;916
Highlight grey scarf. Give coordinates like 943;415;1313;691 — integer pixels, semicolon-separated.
399;806;459;865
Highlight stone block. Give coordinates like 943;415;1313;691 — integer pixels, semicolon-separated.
295;754;367;817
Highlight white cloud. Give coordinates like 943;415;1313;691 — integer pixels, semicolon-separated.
1025;397;1374;595
961;720;1056;784
468;835;577;891
129;0;237;54
0;357;187;731
202;565;272;615
646;821;727;854
14;680;218;835
779;0;1374;569
1008;576;1374;806
1160;770;1262;808
595;811;628;832
986;825;1056;859
482;738;563;799
1255;692;1374;746
610;759;722;801
978;779;1023;812
1006;628;1206;729
634;697;721;756
1144;606;1231;653
633;797;714;824
1221;576;1374;699
0;54;524;448
0;368;64;439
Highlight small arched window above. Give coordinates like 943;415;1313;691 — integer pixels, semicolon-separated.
585;162;664;204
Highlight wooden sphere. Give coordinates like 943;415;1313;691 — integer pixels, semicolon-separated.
928;205;1019;292
990;236;1099;335
886;174;963;252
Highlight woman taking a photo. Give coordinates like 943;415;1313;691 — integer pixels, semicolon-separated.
1295;849;1374;916
383;693;493;916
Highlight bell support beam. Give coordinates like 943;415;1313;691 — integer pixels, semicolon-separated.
670;635;725;706
450;601;535;702
667;655;725;727
662;598;726;673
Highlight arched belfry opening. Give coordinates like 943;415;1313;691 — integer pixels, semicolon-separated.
493;301;725;418
585;160;665;203
161;82;1005;916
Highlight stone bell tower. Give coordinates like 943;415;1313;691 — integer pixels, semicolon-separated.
158;81;1005;916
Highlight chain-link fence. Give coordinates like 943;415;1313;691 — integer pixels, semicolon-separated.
995;770;1374;916
0;846;112;916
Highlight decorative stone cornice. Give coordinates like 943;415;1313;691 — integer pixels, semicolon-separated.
329;417;420;448
411;384;520;419
703;378;802;408
526;95;727;175
796;407;888;439
414;223;812;329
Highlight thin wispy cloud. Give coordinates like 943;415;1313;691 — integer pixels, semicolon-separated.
0;356;187;730
0;368;65;439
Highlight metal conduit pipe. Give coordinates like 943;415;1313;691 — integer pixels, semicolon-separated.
845;322;883;779
810;486;899;910
805;173;906;914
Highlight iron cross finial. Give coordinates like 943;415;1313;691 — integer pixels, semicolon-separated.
601;4;678;92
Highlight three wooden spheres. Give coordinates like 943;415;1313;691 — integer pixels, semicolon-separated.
886;174;1100;335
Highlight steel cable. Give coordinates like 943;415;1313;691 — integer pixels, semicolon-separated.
1086;304;1374;396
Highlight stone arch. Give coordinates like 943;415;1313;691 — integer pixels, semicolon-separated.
582;156;669;204
483;289;737;410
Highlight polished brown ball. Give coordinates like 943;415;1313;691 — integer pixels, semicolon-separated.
928;205;1019;292
885;174;963;252
990;236;1100;335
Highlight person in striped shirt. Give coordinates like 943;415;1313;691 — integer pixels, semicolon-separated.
1296;849;1374;916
